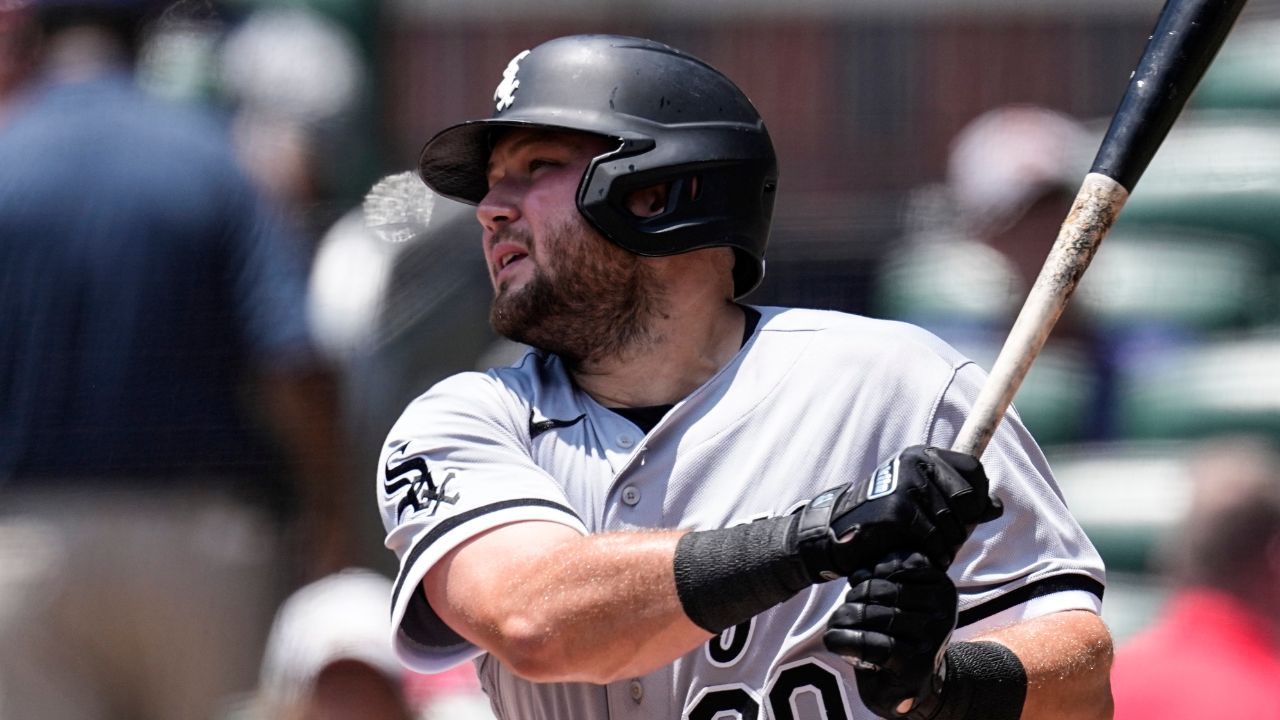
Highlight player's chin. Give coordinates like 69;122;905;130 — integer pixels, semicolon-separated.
491;276;515;299
494;286;528;313
490;286;533;335
493;268;534;297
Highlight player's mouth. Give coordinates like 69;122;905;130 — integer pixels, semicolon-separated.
498;251;527;269
492;242;530;284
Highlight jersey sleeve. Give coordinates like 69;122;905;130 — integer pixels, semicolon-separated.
927;361;1106;637
377;370;589;672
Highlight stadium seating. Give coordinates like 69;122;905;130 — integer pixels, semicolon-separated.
1105;112;1280;281
1113;327;1280;441
1192;17;1280;112
1074;225;1272;333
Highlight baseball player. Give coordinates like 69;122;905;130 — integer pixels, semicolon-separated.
378;35;1112;720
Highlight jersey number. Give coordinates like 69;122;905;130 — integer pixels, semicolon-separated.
684;659;852;720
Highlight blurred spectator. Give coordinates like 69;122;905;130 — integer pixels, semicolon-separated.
947;104;1090;291
0;0;356;717
877;104;1103;443
232;566;495;719
217;4;376;247
233;568;416;720
880;104;1093;324
404;663;495;720
0;0;36;122
1111;435;1280;720
133;0;226;104
134;1;380;250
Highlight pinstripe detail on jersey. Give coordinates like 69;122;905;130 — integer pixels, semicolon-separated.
957;573;1105;628
390;498;583;618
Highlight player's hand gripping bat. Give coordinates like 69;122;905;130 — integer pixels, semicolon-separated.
952;0;1249;458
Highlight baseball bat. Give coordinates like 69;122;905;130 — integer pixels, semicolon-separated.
951;0;1248;458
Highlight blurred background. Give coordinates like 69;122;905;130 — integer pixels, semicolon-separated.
2;0;1279;717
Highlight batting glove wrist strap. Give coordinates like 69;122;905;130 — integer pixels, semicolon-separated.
674;515;812;633
923;641;1027;720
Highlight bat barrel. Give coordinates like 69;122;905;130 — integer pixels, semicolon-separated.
1091;0;1249;191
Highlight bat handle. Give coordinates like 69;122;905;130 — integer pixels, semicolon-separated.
951;172;1130;458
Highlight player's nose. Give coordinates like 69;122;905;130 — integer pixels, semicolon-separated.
477;182;521;232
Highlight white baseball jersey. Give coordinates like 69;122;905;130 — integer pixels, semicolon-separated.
378;306;1105;720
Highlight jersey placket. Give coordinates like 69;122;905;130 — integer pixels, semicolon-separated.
595;410;663;531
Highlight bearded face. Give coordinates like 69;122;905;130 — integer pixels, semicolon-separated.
488;218;663;368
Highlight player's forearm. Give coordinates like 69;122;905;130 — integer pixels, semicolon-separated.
496;530;713;682
427;525;711;683
976;610;1115;720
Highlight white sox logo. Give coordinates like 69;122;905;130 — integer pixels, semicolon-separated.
494;49;531;112
383;448;459;520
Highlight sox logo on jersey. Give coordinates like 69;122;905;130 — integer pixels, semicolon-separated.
383;447;458;520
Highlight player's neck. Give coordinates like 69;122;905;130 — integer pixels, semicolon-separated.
571;297;745;409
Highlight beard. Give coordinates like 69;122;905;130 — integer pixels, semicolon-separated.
489;220;663;369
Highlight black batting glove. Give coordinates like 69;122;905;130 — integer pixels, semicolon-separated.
792;446;1003;583
824;552;956;719
673;447;1000;635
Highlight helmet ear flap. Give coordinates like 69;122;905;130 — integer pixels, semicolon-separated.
577;136;775;298
620;177;689;220
619;170;729;237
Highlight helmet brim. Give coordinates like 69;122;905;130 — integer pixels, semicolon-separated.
418;118;623;205
417;120;508;205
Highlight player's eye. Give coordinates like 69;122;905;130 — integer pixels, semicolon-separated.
528;158;559;175
485;155;560;188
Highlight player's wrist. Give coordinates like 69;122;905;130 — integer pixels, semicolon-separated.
902;641;1026;720
789;483;857;582
673;515;814;633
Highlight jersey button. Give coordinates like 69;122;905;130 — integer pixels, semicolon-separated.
621;485;641;506
616;433;635;448
629;679;644;702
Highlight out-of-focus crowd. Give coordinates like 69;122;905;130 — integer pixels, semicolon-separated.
1;0;1278;718
870;19;1280;718
0;1;495;718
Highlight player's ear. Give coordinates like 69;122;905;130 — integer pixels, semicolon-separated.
624;176;700;219
625;183;670;219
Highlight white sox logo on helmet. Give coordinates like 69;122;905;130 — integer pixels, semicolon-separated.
494;49;531;112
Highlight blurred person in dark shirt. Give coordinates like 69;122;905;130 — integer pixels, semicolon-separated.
0;1;356;717
1111;435;1280;720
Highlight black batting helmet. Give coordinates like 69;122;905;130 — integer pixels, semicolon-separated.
417;34;778;298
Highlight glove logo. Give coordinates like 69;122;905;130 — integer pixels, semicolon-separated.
810;489;839;509
494;49;532;112
867;458;899;500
